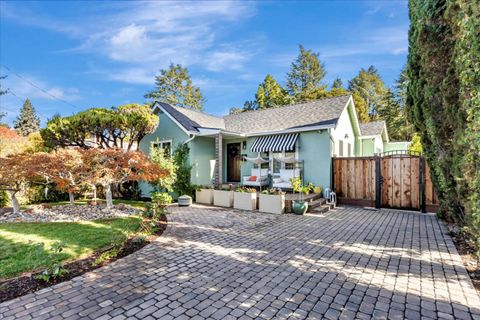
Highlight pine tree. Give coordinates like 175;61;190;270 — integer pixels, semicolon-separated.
286;45;327;99
332;78;343;89
255;74;292;109
14;98;40;136
348;66;388;120
145;63;205;110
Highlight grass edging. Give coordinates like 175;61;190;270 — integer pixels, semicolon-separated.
0;215;167;302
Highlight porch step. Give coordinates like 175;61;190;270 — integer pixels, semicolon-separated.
310;202;335;214
307;199;327;212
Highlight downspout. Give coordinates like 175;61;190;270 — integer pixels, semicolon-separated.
183;134;196;145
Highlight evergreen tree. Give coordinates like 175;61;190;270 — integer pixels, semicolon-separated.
377;89;413;141
407;0;480;229
286;45;327;99
255;74;292;109
348;66;388;120
145;63;205;110
332;78;343;89
14;98;40;136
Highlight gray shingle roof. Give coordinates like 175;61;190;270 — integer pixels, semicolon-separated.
359;120;386;136
155;95;352;135
224;95;350;134
158;103;225;132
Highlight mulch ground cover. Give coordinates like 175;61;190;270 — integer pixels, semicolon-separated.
449;228;480;293
0;215;167;302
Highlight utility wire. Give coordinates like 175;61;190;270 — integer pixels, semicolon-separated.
0;64;81;110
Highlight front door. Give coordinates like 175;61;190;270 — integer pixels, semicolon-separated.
227;143;241;182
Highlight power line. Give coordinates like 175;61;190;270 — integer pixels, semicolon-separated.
0;64;81;110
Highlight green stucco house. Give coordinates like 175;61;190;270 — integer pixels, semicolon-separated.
139;95;409;196
358;121;411;156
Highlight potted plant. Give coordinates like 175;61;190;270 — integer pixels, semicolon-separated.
259;188;285;214
233;187;257;211
196;185;214;205
290;177;314;215
213;186;234;207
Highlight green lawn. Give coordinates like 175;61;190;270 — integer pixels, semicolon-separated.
0;216;145;280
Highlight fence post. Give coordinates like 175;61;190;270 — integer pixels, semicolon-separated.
375;156;382;209
331;157;335;192
419;157;426;213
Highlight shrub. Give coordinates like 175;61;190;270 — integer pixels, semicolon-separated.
0;190;8;207
34;242;69;282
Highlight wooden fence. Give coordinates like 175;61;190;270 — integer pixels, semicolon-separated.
332;154;440;212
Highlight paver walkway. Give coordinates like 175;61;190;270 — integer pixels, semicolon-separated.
1;205;479;320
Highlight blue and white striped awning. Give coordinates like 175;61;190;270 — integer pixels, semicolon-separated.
250;133;298;153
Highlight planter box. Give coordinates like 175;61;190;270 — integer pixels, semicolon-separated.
234;192;257;211
259;194;285;214
196;189;214;205
213;190;234;207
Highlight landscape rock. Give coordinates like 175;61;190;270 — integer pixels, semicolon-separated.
0;204;139;223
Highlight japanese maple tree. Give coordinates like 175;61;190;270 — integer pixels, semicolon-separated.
81;148;167;208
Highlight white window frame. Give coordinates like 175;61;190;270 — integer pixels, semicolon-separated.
151;139;173;156
270;149;298;176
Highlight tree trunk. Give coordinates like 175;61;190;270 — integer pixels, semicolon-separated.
69;192;75;204
92;185;97;205
105;184;113;208
8;191;20;214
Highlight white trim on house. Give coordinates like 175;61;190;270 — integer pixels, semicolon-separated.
151;139;173;156
247;124;334;137
154;102;196;136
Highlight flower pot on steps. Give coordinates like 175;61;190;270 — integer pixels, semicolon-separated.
292;200;308;215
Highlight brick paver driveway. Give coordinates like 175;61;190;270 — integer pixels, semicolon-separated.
1;206;479;320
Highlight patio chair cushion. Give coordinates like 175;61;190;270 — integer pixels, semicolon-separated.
279;169;300;182
248;176;257;181
272;177;283;184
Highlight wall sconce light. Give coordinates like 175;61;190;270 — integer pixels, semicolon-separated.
344;134;349;139
242;141;247;150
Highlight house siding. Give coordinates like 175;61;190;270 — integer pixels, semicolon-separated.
190;136;216;186
298;130;332;190
384;141;410;152
138;111;190;197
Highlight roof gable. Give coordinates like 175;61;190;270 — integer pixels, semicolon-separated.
153;102;225;133
359;120;389;141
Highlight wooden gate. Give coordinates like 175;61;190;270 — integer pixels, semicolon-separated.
380;154;420;210
332;151;439;212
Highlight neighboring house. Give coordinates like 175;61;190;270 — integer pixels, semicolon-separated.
358;121;411;156
139;95;408;196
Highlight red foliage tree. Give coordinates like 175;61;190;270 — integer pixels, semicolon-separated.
80;148;168;207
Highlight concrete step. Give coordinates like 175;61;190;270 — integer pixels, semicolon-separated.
310;201;336;214
307;199;327;212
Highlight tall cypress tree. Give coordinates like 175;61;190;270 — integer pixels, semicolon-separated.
407;0;480;227
14;98;40;136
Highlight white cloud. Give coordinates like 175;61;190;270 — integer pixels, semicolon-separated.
3;1;258;84
205;50;251;72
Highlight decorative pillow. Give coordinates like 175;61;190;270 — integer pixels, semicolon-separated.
243;176;250;182
248;176;257;181
273;178;283;183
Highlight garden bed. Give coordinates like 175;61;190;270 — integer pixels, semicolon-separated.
0;203;139;223
0;214;167;302
449;226;480;293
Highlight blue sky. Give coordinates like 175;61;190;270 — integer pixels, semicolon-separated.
0;1;409;126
